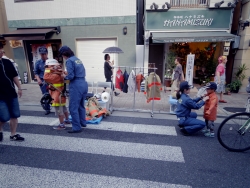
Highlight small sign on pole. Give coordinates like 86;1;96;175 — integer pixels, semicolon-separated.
185;53;195;86
23;72;28;84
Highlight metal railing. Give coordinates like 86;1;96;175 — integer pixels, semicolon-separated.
170;0;209;8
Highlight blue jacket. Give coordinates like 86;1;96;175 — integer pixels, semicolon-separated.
123;70;129;93
65;56;86;81
175;94;205;118
34;59;46;79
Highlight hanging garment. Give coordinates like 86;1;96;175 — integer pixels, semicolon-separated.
136;74;144;92
115;69;124;90
123;70;129;93
127;70;136;93
144;72;162;103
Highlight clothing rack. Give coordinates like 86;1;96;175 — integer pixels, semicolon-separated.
111;66;158;117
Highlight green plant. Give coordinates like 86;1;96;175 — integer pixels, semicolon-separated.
227;80;242;91
165;50;176;78
227;63;248;91
206;59;217;77
235;63;248;82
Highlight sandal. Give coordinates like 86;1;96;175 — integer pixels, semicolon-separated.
219;100;227;103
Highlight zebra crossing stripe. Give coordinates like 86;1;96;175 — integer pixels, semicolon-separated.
1;132;185;163
0;164;191;188
18;116;177;136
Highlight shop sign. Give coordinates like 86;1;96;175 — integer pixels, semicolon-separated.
9;40;22;48
146;9;232;31
185;54;195;86
153;38;234;43
31;44;53;80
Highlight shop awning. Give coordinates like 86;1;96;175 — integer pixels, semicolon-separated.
2;27;60;40
151;32;236;43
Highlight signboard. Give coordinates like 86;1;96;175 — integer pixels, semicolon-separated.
31;44;53;66
15;0;53;2
223;46;230;56
9;40;23;48
153;38;234;43
146;9;232;31
31;44;53;80
23;72;28;84
185;54;195;86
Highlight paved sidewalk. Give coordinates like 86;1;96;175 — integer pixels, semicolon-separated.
19;83;248;117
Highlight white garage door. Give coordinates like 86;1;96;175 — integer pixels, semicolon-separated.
76;38;117;83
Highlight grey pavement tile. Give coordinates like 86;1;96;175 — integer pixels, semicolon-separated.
19;84;248;117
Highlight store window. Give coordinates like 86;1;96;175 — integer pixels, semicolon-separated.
15;0;53;2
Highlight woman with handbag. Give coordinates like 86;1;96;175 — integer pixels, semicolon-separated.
171;57;184;98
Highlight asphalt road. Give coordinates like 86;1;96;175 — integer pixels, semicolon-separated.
0;110;250;188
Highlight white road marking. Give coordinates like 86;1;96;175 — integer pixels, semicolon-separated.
1;132;185;163
18;116;177;136
0;164;191;188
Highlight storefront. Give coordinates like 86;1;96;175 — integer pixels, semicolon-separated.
2;27;62;82
143;8;237;84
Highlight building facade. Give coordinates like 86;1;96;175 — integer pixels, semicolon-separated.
3;0;136;83
136;0;250;92
0;0;13;58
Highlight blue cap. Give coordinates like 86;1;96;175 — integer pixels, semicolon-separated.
180;81;193;90
205;82;217;90
38;46;48;54
59;45;71;56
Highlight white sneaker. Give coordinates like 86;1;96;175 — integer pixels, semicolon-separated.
204;131;215;138
201;129;209;133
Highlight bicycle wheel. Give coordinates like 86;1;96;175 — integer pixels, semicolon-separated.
217;112;250;152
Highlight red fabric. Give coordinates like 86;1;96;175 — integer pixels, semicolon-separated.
136;74;144;92
216;64;225;76
115;69;124;90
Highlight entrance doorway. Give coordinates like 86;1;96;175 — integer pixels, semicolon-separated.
24;39;62;82
149;44;164;82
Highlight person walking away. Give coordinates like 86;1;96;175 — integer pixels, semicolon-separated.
59;46;88;133
202;82;218;138
175;81;209;136
171;57;184;98
43;59;71;130
103;54;119;96
215;56;227;103
0;46;24;141
34;46;50;115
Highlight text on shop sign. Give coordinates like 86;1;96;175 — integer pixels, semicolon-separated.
164;15;213;27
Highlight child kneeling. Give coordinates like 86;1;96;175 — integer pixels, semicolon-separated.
44;59;70;130
202;82;218;137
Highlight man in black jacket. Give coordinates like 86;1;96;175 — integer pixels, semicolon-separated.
104;54;119;96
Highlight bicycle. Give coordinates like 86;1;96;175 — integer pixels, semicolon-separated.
217;112;250;152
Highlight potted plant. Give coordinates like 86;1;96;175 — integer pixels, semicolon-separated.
227;79;242;93
227;64;248;93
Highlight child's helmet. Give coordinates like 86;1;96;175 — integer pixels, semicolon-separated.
45;59;59;66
